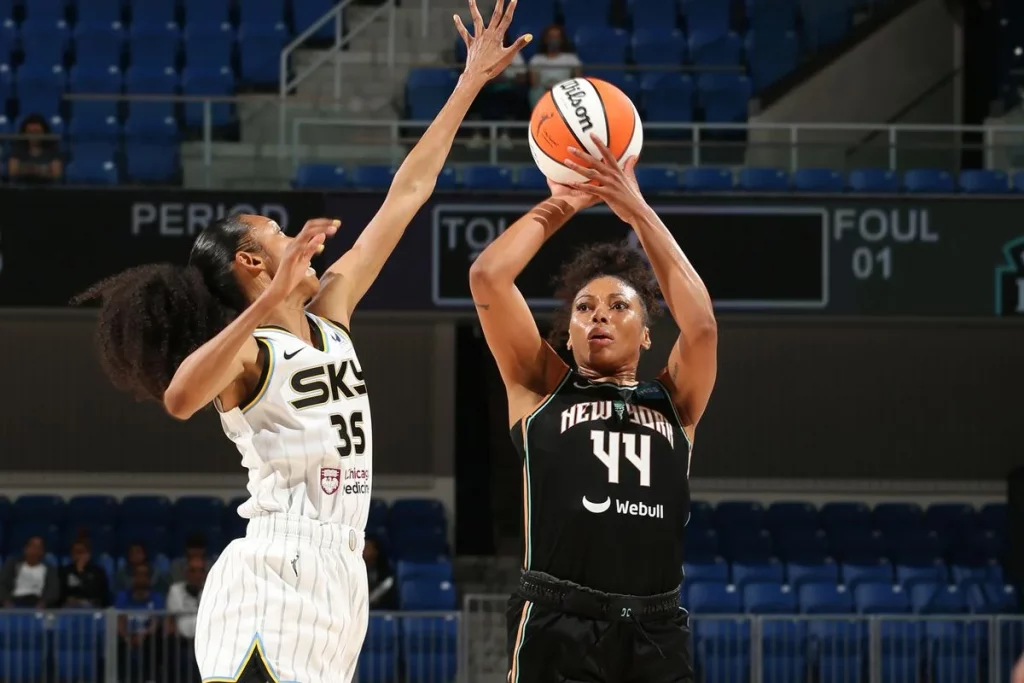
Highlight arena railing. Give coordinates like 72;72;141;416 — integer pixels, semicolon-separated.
289;118;1024;172
277;0;398;151
1;606;1022;683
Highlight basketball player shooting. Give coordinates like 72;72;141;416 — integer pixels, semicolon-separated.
469;134;718;683
72;3;529;681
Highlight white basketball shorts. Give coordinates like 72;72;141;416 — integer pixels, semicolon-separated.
194;515;369;683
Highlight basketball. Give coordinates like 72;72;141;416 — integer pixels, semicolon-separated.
527;77;644;185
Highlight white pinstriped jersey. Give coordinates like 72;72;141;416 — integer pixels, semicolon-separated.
218;313;372;531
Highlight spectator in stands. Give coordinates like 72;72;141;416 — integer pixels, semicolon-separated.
169;533;208;584
0;536;59;608
59;534;111;608
528;25;582;106
165;556;207;683
7;114;63;185
462;32;530;148
364;536;397;610
115;563;165;682
116;541;170;594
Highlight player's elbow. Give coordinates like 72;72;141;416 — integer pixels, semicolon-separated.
163;387;197;421
692;319;718;347
468;258;502;295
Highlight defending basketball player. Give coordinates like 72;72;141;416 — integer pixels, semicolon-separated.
73;3;529;682
469;135;717;683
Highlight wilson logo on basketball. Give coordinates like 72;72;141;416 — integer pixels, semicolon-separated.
320;467;341;495
558;79;594;133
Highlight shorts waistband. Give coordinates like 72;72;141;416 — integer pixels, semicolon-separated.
518;571;681;623
246;514;365;553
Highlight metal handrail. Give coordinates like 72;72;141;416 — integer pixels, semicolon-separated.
277;0;398;153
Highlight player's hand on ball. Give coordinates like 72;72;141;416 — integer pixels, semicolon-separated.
454;0;532;80
267;219;340;301
564;133;648;223
547;179;600;211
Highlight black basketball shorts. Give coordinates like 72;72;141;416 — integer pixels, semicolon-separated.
505;593;694;683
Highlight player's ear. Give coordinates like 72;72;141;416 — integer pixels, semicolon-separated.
641;327;651;351
235;250;265;275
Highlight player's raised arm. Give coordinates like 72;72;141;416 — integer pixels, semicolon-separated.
308;0;531;327
469;184;595;423
566;135;718;428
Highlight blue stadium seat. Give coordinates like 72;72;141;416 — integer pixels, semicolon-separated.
774;528;829;564
745;31;798;91
792;168;843;192
689;30;742;67
966;531;1004;565
293;0;336;40
560;0;611;35
125;66;178;120
184;22;234;68
391;498;446;525
118;524;169;557
738;167;789;192
959;168;1009;194
746;0;798;34
631;29;686;73
885;529;941;565
820;502;871;530
462;165;513;190
802;581;860;610
1014;171;1024;193
984;583;1016;613
573;26;629;66
684;557;729;583
239;22;289;86
909;583;966;614
0;63;10;107
0;614;46;682
788;560;840;590
397;559;454;583
62;524;115;555
716;501;764;530
950;564;995;591
0;19;15;63
641;73;693;127
854;582;910;613
0;0;8;19
904;168;954;193
925;504;974;533
680;0;730;37
238;0;287;31
506;0;555;30
733;560;785;589
681;166;733;191
184;0;230;26
723;528;774;563
765;501;817;529
628;0;677;30
874;503;924;531
367;499;389;527
515;165;547;190
119;496;172;526
129;0;175;25
634;166;679;193
182;65;235;127
400;580;456;610
175;497;225;524
688;581;742;612
390;525;447;561
402;616;458;683
696;73;751;123
15;64;65;118
293;163;346;189
406;68;457;121
14;495;65;525
8;523;61;554
53;612;104;682
809;618;864;683
23;0;65;21
801;0;852;49
0;497;10;525
67;496;119;526
129;21;181;70
745;582;797;613
979;503;1006;533
690;501;714;527
68;65;122;108
895;560;947;590
848;168;900;193
20;18;69;66
73;21;124;70
685;527;719;562
350;164;395;190
78;0;121;23
842;560;894;590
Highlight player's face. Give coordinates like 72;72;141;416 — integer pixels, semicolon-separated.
23;537;43;564
567;276;650;373
248;215;320;298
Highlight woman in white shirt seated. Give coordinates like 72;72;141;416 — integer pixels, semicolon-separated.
528;24;583;106
0;536;59;608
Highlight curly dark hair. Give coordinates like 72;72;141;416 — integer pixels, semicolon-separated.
548;240;662;346
71;215;259;404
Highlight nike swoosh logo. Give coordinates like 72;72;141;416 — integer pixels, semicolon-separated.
284;349;303;360
582;496;611;513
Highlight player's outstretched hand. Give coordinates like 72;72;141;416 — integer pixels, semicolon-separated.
547;179;600;212
564;133;649;224
267;219;340;302
455;0;532;81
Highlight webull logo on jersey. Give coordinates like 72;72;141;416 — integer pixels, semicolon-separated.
581;496;664;519
558;79;594;134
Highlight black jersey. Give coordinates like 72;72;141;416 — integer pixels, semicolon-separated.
511;369;692;597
